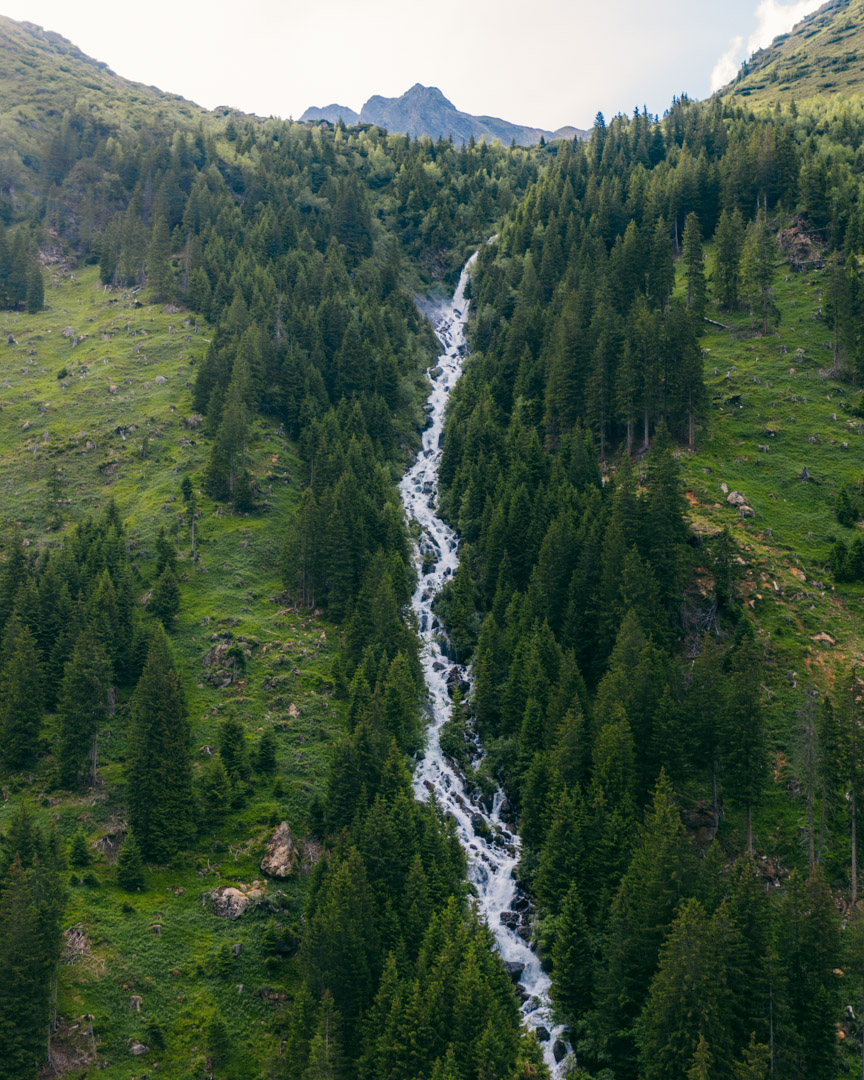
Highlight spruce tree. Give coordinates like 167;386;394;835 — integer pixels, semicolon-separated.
740;210;777;334
56;624;112;787
636;899;736;1080
116;831;145;891
255;727;278;772
125;627;195;861
0;858;63;1079
200;753;231;823
149;566;181;626
25;264;43;314
682;213;707;320
551;883;593;1022
714;207;745;310
69;827;90;867
219;714;249;786
0;616;44;769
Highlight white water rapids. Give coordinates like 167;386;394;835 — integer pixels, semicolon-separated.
399;254;572;1076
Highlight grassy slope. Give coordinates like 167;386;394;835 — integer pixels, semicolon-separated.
0;266;353;1077
722;0;864;106
678;243;864;873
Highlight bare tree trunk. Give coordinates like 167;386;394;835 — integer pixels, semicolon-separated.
746;803;753;854
643;409;650;451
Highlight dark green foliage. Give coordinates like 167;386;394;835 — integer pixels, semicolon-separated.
550;884;593;1022
68;827;90;867
835;484;859;527
199;753;231;823
219;715;249;786
56;624;112;787
125;627;195;861
0;855;66;1079
0;617;44;770
255;727;278;772
149;566;181;626
115;831;145;891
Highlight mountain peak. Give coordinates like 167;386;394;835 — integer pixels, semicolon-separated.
303;82;585;146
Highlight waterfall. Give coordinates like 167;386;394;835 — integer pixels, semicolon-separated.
399;253;572;1076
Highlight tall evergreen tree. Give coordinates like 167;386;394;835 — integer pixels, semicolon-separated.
125;627;195;861
56;624;112;787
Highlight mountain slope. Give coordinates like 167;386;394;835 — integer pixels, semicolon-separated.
303;83;586;144
723;0;864;104
0;16;207;207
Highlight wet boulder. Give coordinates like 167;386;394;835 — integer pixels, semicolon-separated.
503;961;525;982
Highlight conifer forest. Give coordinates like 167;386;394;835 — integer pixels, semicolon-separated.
7;7;864;1079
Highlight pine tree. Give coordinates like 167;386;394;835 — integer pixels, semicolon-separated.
682;213;707;320
200;754;231;823
219;714;249;786
125;627;195;861
637;899;736;1080
599;772;698;1067
773;868;840;1078
0;616;44;769
551;883;593;1022
733;1034;770;1080
149;566;180;626
687;1036;713;1080
723;636;767;853
56;624;112;787
25;264;43;314
714;207;745;310
0;857;65;1079
740;210;777;335
147;214;174;302
116;831;145;891
69;827;90;867
256;727;278;772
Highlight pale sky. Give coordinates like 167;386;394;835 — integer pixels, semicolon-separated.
1;0;827;129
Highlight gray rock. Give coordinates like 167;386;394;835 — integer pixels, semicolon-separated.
128;1041;149;1056
210;886;250;919
260;822;299;879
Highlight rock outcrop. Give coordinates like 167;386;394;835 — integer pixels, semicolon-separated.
210;886;250;920
260;822;299;879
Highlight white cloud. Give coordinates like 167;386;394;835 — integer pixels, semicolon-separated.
709;0;826;92
710;35;745;92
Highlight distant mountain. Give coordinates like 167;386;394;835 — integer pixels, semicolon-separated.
302;83;585;145
722;0;864;105
299;103;360;125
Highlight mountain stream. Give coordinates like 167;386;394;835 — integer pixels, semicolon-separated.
399;254;572;1076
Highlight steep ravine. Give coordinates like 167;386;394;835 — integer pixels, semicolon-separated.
399;255;572;1076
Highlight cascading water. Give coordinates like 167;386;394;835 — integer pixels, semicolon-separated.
399;254;573;1077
